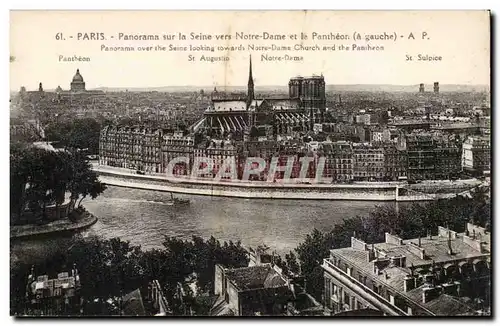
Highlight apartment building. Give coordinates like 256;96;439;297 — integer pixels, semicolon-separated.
321;223;490;316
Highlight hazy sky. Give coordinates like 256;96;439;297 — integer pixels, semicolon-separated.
10;10;490;91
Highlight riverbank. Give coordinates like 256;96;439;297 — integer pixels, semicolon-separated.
10;210;98;240
92;165;481;202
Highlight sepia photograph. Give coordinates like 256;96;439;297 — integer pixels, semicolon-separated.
9;10;491;317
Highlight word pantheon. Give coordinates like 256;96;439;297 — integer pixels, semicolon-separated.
58;55;91;62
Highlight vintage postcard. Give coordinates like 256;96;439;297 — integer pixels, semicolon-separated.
10;10;491;317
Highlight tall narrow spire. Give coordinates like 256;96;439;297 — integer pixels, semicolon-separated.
248;55;253;85
247;55;254;105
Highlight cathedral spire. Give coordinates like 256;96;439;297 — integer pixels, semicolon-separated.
248;55;253;85
247;55;254;105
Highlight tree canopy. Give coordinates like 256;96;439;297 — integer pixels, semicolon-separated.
10;143;106;225
10;235;249;316
45;118;102;154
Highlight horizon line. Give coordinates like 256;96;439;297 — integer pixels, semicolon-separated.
11;83;491;93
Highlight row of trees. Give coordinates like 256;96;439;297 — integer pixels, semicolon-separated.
10;235;249;316
45;118;105;155
10;142;106;225
44;117;193;155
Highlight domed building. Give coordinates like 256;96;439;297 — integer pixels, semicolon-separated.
70;69;86;92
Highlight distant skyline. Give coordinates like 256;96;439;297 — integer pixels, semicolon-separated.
10;11;490;91
11;83;489;94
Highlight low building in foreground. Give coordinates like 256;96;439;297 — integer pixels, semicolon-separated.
212;264;294;316
121;280;170;316
211;258;323;316
25;265;82;316
321;223;491;316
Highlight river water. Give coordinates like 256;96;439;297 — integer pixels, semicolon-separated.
82;186;392;254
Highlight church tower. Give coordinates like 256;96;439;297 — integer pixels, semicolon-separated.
247;55;254;107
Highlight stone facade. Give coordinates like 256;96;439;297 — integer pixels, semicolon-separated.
462;136;490;174
403;132;462;181
353;144;385;181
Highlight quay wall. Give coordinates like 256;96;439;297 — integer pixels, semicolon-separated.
93;167;479;202
10;210;98;267
10;210;98;240
98;175;396;201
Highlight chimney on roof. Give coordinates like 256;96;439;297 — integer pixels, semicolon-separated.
367;243;376;262
422;286;441;304
415;275;424;288
390;255;407;268
442;282;459;296
423;273;435;287
418;236;421;247
447;237;454;256
385;232;404;245
404;274;416;292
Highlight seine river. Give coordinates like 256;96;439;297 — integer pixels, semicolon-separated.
82;186;393;254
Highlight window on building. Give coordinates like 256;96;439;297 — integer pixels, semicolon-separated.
325;278;332;308
394;296;407;311
344;292;350;306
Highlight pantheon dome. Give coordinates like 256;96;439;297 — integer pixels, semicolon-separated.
70;69;86;92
